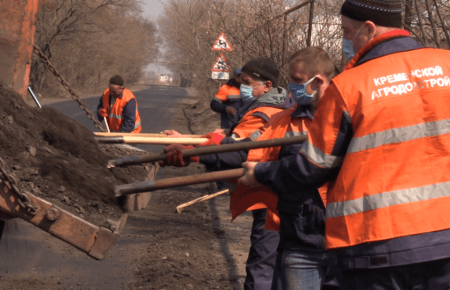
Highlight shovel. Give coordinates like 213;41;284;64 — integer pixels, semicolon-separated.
107;135;307;168
96;136;210;145
115;168;245;196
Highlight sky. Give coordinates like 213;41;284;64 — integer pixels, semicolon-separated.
142;0;172;75
142;0;166;21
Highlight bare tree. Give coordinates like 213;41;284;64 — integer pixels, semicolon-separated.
158;0;450;100
31;0;160;96
403;0;450;48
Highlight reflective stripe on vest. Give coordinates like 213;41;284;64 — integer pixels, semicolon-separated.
327;181;450;219
301;141;344;169
214;84;240;102
322;47;450;249
227;94;240;100
232;106;286;138
347;118;450;154
229;107;292;218
102;88;142;133
230;107;327;222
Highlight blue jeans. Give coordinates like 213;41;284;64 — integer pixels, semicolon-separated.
244;209;280;290
278;249;336;290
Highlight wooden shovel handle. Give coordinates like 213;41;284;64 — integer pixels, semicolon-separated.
115;169;244;196
96;136;209;145
108;135;307;168
94;132;201;138
176;189;229;213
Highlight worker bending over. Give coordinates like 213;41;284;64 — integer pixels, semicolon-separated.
97;75;142;133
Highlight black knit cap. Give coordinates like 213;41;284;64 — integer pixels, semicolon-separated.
242;58;279;87
109;75;124;86
341;0;403;28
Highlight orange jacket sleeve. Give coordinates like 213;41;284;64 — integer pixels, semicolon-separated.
231;114;267;138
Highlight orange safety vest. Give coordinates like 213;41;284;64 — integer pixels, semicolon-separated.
309;32;450;249
102;88;142;133
213;84;240;103
227;105;290;218
230;107;327;231
232;106;287;138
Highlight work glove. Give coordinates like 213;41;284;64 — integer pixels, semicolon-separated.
159;144;200;167
99;108;108;118
199;132;225;147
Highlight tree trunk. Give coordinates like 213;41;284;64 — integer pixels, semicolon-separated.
433;0;450;48
425;0;440;48
414;0;429;46
404;0;413;32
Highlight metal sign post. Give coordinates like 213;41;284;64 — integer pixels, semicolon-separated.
211;32;233;81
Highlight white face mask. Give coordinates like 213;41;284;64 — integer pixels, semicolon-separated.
342;24;364;61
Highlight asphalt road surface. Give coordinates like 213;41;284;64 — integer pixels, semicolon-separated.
0;85;193;289
47;85;191;152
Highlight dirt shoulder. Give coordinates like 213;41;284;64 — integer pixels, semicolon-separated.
124;86;253;289
2;84;253;290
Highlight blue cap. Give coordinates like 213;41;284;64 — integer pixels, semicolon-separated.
234;67;242;75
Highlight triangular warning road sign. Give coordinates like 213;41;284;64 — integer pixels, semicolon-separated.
211;54;231;72
212;32;233;51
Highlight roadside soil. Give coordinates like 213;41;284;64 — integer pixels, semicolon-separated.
122;87;253;290
0;84;253;289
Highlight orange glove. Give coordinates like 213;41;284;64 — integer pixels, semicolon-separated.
99;108;108;118
159;144;200;167
199;132;226;147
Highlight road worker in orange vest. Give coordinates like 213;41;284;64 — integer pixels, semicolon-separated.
240;0;450;289
161;58;295;290
210;67;244;190
97;75;142;133
230;47;341;290
210;67;243;131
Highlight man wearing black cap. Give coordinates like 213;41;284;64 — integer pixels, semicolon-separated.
97;75;142;133
240;1;450;289
210;67;243;131
161;58;295;290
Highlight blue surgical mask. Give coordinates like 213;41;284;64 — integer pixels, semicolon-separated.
342;38;356;61
240;83;263;101
240;84;254;100
342;24;364;62
288;75;317;105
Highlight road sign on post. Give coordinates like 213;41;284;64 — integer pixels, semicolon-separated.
211;72;229;80
211;54;231;72
211;32;233;51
